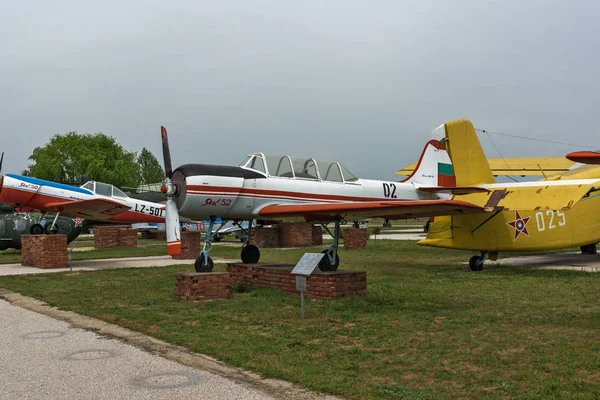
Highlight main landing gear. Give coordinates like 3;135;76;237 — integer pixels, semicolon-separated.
581;243;598;254
194;219;261;273
469;252;486;271
29;212;61;235
318;220;341;272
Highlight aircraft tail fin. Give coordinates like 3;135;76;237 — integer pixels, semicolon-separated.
430;119;496;186
402;139;456;187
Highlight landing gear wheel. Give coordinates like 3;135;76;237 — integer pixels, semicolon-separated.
241;244;260;264
581;244;598;254
318;249;340;272
30;224;44;235
469;255;484;271
213;235;222;242
44;225;58;234
195;256;214;272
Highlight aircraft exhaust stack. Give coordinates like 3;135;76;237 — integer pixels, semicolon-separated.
160;127;182;255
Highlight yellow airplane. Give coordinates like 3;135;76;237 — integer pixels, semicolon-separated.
417;119;600;271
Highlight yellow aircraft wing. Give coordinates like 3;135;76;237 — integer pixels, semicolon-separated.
397;157;576;177
454;180;600;211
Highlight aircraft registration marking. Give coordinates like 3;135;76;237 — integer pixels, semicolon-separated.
535;210;566;232
134;203;165;217
382;183;398;199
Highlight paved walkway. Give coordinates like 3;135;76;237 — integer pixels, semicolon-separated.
486;252;600;272
0;256;240;276
0;297;275;400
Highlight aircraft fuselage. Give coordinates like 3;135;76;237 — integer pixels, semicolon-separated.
171;164;447;221
0;174;166;223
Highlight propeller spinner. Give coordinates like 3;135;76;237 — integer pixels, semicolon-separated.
161;127;181;255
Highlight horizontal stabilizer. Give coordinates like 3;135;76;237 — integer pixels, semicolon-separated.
397;157;576;177
257;199;487;222
45;198;130;218
417;186;490;195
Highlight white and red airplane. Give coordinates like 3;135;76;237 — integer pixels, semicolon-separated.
160;126;487;272
0;156;167;234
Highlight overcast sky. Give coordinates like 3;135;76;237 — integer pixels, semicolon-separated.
2;0;599;181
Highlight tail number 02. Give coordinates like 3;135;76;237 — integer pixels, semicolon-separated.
536;210;566;232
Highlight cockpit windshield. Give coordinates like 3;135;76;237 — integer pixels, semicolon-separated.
238;153;358;182
80;181;130;198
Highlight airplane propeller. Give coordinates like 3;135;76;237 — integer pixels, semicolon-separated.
160;126;181;255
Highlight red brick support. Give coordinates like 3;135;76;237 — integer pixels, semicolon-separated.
311;225;323;245
251;227;281;248
343;228;368;249
21;235;68;269
118;228;138;248
172;231;201;260
173;272;230;301
94;226;139;248
226;263;367;300
279;222;313;247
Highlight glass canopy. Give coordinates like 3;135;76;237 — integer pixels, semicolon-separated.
238;153;358;182
80;181;129;198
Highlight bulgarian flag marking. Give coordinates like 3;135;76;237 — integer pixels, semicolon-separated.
437;162;456;187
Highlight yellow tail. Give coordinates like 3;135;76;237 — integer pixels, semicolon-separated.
431;119;495;186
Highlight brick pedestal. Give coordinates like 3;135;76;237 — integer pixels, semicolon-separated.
21;235;68;269
312;225;323;245
279;222;314;247
227;263;367;300
172;231;201;260
118;228;138;248
251;227;281;248
343;228;368;249
94;226;137;249
173;272;230;301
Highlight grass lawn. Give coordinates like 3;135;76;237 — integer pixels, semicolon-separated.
0;241;599;399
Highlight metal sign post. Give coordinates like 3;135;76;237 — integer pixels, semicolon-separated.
291;253;324;321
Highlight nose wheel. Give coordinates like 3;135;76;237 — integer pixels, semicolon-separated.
195;255;214;272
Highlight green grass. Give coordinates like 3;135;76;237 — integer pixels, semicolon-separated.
1;241;599;399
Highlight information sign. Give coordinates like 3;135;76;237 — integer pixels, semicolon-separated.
291;253;324;276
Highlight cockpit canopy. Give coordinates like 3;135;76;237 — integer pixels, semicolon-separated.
238;153;358;182
80;181;129;198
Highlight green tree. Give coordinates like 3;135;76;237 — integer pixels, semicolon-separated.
137;147;165;185
24;132;141;188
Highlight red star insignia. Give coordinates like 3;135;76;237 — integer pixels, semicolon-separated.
72;217;83;227
507;211;530;240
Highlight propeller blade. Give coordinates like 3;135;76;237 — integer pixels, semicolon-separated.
0;152;4;174
161;126;173;179
165;198;181;255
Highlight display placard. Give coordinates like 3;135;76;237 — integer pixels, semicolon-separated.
291;253;325;276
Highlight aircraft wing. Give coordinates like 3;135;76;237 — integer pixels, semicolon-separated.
44;198;131;218
256;200;486;222
397;157;576;177
453;181;600;211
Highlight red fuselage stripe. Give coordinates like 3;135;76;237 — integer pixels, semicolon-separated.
186;185;399;203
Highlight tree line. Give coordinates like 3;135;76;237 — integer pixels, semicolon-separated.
23;132;165;189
